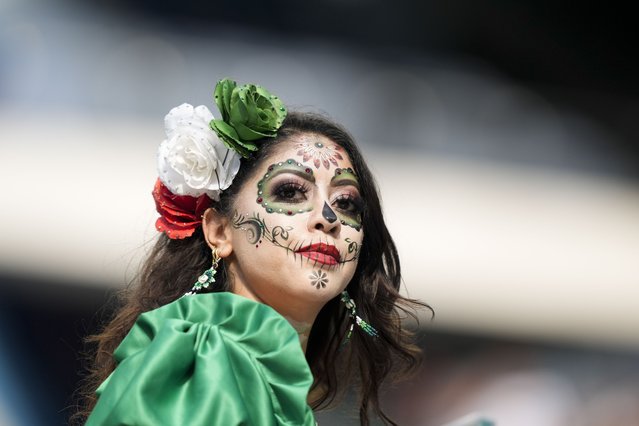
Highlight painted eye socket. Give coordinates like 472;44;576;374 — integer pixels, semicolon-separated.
272;182;309;203
332;194;364;215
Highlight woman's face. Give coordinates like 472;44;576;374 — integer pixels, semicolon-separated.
226;133;364;315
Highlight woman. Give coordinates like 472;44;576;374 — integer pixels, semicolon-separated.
77;78;428;425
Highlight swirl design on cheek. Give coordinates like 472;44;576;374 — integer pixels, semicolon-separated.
232;212;264;245
232;211;292;249
342;238;361;263
271;225;290;242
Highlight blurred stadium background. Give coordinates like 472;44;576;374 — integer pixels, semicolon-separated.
1;0;637;424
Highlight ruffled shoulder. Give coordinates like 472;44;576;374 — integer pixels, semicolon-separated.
87;292;315;426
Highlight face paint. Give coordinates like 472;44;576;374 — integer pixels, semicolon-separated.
232;210;358;268
322;201;338;223
256;159;315;215
232;210;289;249
225;136;364;310
330;168;363;231
232;211;265;247
309;270;328;289
342;238;361;264
296;140;344;170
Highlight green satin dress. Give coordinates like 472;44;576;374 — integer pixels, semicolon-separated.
86;292;316;425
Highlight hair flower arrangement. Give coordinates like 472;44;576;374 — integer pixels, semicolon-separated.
154;78;286;239
158;103;242;201
152;179;213;239
210;78;287;158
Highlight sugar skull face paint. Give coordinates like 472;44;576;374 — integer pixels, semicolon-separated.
255;160;364;233
331;167;363;231
226;136;364;310
322;202;338;223
309;270;328;289
256;159;315;215
231;210;360;266
295;135;344;169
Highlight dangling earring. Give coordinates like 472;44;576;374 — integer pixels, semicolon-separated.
185;248;220;296
340;290;379;339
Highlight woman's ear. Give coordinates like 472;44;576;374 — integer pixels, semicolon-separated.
202;208;233;259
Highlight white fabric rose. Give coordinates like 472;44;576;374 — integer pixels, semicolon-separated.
158;103;241;200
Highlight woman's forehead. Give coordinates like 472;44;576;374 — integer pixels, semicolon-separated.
266;134;353;169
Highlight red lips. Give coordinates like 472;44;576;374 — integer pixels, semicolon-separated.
295;243;341;265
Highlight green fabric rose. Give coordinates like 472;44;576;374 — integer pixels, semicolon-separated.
210;78;287;158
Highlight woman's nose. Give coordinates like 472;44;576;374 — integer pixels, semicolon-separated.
308;201;341;235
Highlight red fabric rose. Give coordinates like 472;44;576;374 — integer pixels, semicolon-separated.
152;179;213;239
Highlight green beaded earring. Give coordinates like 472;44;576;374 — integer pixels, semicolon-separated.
185;248;220;296
340;290;379;340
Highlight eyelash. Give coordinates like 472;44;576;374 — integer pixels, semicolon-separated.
271;181;309;202
270;181;363;215
332;193;364;215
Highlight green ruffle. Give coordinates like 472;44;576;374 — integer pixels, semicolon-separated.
87;292;315;425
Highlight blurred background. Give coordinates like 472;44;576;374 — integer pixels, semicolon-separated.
1;0;638;424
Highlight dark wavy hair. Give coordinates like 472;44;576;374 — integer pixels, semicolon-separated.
74;111;431;425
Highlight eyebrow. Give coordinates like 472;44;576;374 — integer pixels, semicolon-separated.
331;175;360;190
266;165;316;183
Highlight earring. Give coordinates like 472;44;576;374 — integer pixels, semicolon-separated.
185;248;220;296
340;290;379;339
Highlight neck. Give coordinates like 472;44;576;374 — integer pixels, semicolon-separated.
231;278;320;353
283;316;314;353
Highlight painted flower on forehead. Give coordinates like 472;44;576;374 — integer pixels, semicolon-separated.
210;78;287;158
158;103;241;201
296;141;344;169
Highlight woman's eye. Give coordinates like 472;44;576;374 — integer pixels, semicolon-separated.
333;194;363;215
336;198;352;211
273;183;308;202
